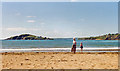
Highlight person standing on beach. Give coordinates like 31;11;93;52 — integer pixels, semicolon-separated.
71;38;76;54
80;42;83;52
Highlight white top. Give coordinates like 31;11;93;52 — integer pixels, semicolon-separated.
73;40;76;45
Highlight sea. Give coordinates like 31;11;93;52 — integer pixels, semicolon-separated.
0;38;119;52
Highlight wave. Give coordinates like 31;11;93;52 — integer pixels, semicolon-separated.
0;47;119;53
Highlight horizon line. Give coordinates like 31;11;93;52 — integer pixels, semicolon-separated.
0;32;118;39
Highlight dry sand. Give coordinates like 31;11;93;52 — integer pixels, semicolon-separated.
0;53;2;70
1;52;118;69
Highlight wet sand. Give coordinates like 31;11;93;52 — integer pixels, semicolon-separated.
2;52;118;69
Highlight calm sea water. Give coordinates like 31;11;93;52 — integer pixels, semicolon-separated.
1;38;118;49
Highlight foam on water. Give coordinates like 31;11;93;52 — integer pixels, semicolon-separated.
0;47;119;53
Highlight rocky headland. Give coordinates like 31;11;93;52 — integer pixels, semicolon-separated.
5;34;54;40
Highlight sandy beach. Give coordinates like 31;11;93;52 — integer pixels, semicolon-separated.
1;52;118;69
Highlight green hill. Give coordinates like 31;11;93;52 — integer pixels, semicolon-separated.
5;34;54;40
78;33;120;40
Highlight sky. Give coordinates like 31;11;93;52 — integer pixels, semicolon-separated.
1;0;120;2
1;2;118;39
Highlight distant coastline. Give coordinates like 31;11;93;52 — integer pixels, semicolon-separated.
5;33;120;40
5;34;54;40
78;33;120;40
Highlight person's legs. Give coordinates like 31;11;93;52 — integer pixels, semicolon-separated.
81;48;82;52
81;48;83;53
74;47;76;54
74;49;75;54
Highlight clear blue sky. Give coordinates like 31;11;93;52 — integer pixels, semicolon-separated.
2;2;118;38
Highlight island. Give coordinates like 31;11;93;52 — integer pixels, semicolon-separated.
5;34;54;40
78;33;120;40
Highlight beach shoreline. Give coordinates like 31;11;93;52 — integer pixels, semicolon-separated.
2;52;118;69
0;47;119;53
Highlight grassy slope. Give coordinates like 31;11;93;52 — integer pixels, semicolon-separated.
78;33;120;40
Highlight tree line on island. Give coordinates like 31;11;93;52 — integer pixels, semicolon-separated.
78;33;120;40
5;34;54;40
5;33;120;40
